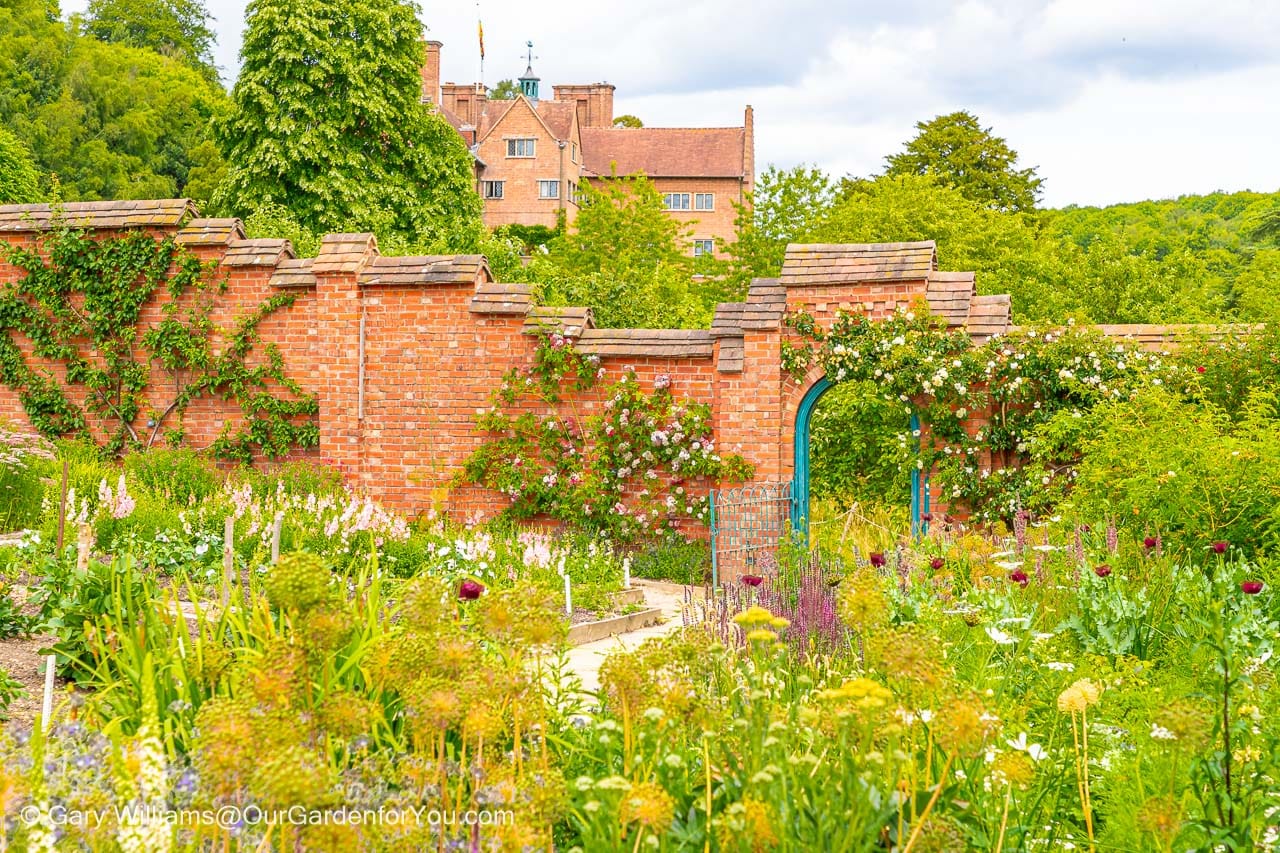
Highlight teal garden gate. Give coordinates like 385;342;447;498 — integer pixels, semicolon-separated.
709;376;929;585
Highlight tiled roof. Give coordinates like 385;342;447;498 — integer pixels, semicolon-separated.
741;279;786;331
717;338;744;373
574;329;714;359
781;242;937;286
535;101;575;141
470;282;533;315
968;294;1012;342
924;270;975;328
580;127;746;178
270;258;316;289
176;218;245;246
711;302;745;337
0;199;197;232
223;238;293;266
523;306;593;338
358;255;488;286
313;233;378;275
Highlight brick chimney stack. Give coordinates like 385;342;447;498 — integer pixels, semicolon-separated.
743;104;755;196
421;39;443;104
551;83;616;128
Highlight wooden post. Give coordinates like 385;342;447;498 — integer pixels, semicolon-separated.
41;654;55;732
563;573;572;617
75;523;92;572
270;515;282;564
55;460;68;553
222;516;235;610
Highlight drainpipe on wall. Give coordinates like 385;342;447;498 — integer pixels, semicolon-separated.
557;140;566;216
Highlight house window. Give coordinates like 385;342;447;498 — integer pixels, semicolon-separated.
569;182;580;204
506;138;536;157
663;192;691;211
539;180;560;199
693;239;715;257
482;180;504;200
694;193;715;211
571;143;578;162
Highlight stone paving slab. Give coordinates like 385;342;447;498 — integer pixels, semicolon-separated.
561;580;704;696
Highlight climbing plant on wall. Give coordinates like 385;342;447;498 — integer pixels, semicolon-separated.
783;301;1196;522
462;332;753;540
0;223;318;461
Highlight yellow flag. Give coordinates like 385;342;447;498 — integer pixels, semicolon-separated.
478;22;485;60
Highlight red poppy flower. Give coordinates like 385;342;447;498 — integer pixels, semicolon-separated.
741;575;764;587
1211;541;1229;554
1094;564;1112;578
930;557;945;570
1009;569;1029;587
1241;581;1263;595
869;553;887;568
459;579;485;600
1196;366;1206;373
1143;536;1158;550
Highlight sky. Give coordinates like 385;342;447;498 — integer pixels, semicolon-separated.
63;0;1280;208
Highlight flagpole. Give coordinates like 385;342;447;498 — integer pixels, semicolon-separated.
476;1;485;88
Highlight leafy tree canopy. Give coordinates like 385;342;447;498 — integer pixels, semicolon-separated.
883;111;1044;214
212;0;485;251
613;114;643;128
0;125;41;202
487;79;519;100
83;0;218;82
0;0;227;204
529;173;713;328
725;164;834;294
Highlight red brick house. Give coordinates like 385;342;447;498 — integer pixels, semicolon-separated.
419;40;754;256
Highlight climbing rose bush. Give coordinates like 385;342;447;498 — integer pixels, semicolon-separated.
463;333;751;540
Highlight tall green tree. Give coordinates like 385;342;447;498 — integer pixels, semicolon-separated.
0;125;41;202
83;0;218;81
0;0;227;203
213;0;484;250
883;111;1044;213
725;163;834;292
530;173;709;328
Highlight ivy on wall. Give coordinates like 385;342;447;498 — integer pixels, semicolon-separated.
462;332;753;540
0;223;318;461
783;301;1195;522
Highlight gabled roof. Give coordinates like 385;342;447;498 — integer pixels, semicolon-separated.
535;101;576;141
580;127;746;178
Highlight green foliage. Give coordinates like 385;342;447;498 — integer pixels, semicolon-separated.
34;551;147;677
242;201;320;257
882;110;1044;213
497;221;560;254
0;0;228;203
487;78;519;100
0;665;24;717
612;114;643;128
724;163;834;293
0;425;54;530
627;539;709;585
83;0;218;82
0;225;318;460
213;0;484;251
463;333;751;540
531;173;715;328
122;446;223;505
1059;388;1280;556
0;125;40;203
809;380;910;508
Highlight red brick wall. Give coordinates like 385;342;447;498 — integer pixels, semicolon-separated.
0;219;1001;547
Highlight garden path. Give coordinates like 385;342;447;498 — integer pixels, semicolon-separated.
562;580;700;698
